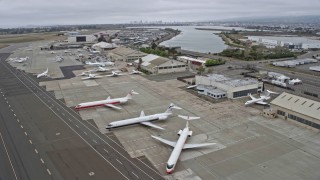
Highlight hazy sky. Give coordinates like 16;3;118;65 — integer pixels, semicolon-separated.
1;0;319;27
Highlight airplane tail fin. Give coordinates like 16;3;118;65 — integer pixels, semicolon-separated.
126;90;139;99
164;103;182;114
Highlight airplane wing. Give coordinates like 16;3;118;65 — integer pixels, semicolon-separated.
183;142;216;149
255;101;268;105
151;136;176;147
249;94;256;100
141;122;165;130
81;77;91;80
95;76;103;78
186;85;197;89
104;104;122;110
105;74;114;77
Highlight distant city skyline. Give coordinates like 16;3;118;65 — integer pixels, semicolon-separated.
1;0;320;28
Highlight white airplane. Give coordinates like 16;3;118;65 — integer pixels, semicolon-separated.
36;68;49;78
106;71;125;77
95;66;114;72
129;70;142;74
151;115;216;174
12;57;29;63
77;70;94;76
186;84;197;89
75;90;138;110
245;90;278;105
106;103;181;130
85;61;114;67
50;51;56;54
81;73;103;80
56;55;64;62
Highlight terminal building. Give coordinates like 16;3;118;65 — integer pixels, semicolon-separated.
270;92;320;130
196;74;263;99
134;54;187;74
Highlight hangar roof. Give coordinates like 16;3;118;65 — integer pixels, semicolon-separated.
271;92;320;120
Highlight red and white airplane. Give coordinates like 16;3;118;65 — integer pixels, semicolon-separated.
75;90;138;110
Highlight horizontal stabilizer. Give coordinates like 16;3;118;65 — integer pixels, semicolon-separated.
151;136;176;147
104;104;122;110
178;115;200;120
183;142;216;149
141;122;164;130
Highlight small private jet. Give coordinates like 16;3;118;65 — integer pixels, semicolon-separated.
106;103;181;130
85;61;114;67
95;66;115;72
75;90;138;110
106;71;125;77
151;115;216;174
81;73;103;80
129;70;143;75
245;90;279;106
36;68;49;78
12;57;29;63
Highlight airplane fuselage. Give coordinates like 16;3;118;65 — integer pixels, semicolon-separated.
166;127;189;174
75;97;128;110
106;113;170;129
245;97;267;105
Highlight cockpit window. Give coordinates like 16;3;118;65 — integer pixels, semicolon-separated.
166;164;174;169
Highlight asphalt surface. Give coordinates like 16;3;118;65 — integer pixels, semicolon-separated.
0;52;164;180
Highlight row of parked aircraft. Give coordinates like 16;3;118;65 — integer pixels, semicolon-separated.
74;90;215;173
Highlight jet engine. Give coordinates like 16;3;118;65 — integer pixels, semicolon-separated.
177;130;182;136
188;131;193;137
158;116;167;120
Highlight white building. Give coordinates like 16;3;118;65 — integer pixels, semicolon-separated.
177;56;206;70
270;92;320;130
107;47;147;62
92;42;118;51
134;54;187;74
196;74;263;99
68;35;96;43
196;84;227;99
272;58;318;67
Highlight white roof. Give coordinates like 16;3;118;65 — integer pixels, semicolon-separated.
92;42;118;49
271;92;320;120
309;66;320;72
134;54;160;66
178;56;206;64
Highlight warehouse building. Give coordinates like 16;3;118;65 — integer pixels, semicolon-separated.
107;47;147;62
134;54;187;74
196;74;263;99
196;84;227;99
270;92;320;130
177;56;206;70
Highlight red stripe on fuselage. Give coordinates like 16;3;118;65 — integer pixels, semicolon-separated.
75;101;121;110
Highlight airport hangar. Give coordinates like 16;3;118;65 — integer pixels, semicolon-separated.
134;54;187;74
107;47;147;62
195;74;263;99
271;92;320;130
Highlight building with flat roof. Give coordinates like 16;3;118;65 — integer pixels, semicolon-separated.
177;56;206;70
67;35;96;43
196;84;227;99
107;47;147;62
272;58;318;67
270;92;320;130
134;54;187;74
196;74;263;99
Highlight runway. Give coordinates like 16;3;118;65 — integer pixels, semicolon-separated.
0;53;163;180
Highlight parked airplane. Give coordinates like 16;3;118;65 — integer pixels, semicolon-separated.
106;71;125;77
81;73;103;80
85;61;114;67
152;115;216;174
75;90;139;110
12;57;29;63
129;70;142;74
56;55;64;62
77;70;94;76
36;68;49;78
245;90;278;105
106;103;181;130
95;66;114;72
186;84;197;89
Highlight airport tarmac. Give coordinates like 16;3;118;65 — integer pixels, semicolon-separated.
6;43;320;179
